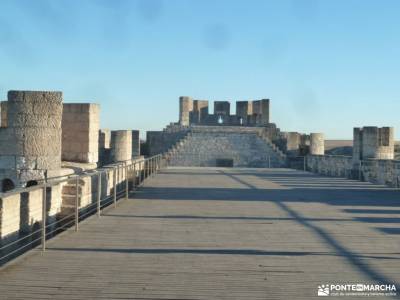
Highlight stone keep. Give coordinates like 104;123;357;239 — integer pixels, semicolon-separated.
310;133;324;155
62;103;100;163
110;130;132;162
179;96;193;126
0;91;63;187
353;127;394;161
131;130;140;157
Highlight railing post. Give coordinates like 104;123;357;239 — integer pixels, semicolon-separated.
41;184;47;252
97;172;101;217
113;166;117;207
359;161;362;181
303;156;306;172
145;159;148;179
141;161;144;185
125;164;129;200
75;177;79;232
268;156;271;168
140;161;144;185
133;162;137;189
143;160;146;182
143;160;146;180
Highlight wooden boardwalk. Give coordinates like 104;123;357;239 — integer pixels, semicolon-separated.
0;167;399;299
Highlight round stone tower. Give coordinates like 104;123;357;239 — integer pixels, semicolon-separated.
110;130;132;162
361;127;394;160
310;133;324;155
179;96;193;126
0;91;63;188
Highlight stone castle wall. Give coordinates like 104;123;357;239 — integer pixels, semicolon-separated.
361;159;400;187
307;155;353;178
167;126;286;168
306;155;400;187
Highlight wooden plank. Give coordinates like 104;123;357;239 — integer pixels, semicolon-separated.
0;167;399;299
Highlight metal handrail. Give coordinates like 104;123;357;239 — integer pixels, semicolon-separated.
0;154;165;265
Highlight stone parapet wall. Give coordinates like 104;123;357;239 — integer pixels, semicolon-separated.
0;193;21;238
361;159;400;187
306;155;353;177
0;157;145;247
306;154;400;188
0;183;63;240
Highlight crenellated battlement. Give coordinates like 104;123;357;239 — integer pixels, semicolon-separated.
179;96;270;126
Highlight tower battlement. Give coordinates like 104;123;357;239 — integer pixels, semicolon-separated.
178;97;270;127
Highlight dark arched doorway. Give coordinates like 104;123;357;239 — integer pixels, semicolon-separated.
2;178;15;192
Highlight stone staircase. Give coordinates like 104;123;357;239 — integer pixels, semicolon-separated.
163;132;193;162
166;128;286;168
257;132;287;162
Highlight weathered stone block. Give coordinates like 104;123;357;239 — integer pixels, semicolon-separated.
62;103;100;163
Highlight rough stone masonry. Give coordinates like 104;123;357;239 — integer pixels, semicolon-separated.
0;91;63;188
62;103;100;164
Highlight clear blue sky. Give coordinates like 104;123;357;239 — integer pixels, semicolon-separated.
1;0;399;139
